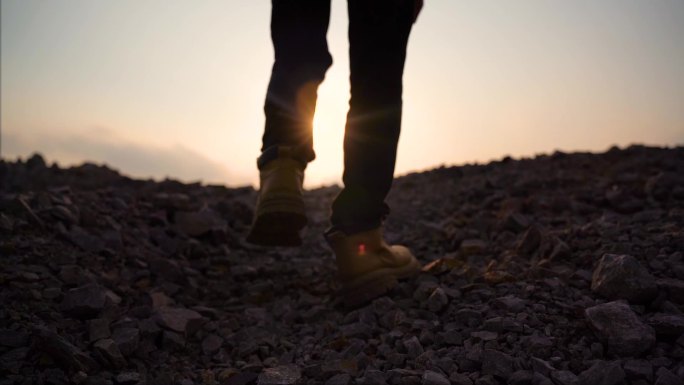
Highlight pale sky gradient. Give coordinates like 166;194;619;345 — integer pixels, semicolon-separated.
2;0;683;188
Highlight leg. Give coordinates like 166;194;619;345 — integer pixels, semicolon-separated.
248;0;332;247
330;0;415;234
259;0;333;168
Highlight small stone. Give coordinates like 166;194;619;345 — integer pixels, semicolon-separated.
340;323;371;339
421;370;450;385
522;334;553;358
93;338;126;369
550;370;579;385
202;334;223;355
449;372;473;385
325;373;351;385
591;254;657;303
426;287;449;312
577;361;625;385
361;369;388;385
474;374;498;385
481;349;513;379
455;309;483;326
174;209;223;237
161;330;185;351
153;307;204;334
471;331;498;341
623;360;653;382
404;336;424;359
585;300;655;356
531;357;555;376
88;318;110;342
517;226;542;256
647;313;684;335
60;284;107;319
115;371;141;385
491;295;526;312
460;239;487;255
257;365;301;385
111;328;139;357
654;367;684;385
657;278;684;304
507;371;533;385
33;327;98;373
59;265;87;286
42;287;62;300
224;372;259;385
149;291;174;308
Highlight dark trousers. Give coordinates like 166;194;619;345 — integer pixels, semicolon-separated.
259;0;415;235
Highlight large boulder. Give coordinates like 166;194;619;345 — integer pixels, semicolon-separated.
585;300;655;357
591;254;657;303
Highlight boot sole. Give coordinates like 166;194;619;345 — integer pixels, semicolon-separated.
246;197;307;247
339;257;422;308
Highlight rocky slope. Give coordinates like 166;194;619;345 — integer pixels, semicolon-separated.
0;145;683;385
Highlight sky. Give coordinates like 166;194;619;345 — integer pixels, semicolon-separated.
2;0;683;188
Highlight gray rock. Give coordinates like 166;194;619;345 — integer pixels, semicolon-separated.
471;331;498;341
33;327;98;373
340;323;372;339
531;357;555;376
115;372;141;385
584;300;655;356
521;334;553;358
623;359;653;382
654;367;684;385
404;336;424;359
507;370;533;385
577;361;625;385
93;338;126;369
449;372;473;385
161;330;185;351
647;313;684;335
88;318;110;342
325;373;351;385
657;278;684;304
361;369;388;385
550;370;578;385
111;328;139;357
258;365;302;385
426;287;449;312
591;254;657;303
532;373;554;385
153;307;204;334
481;349;513;379
60;284;107;319
491;295;526;312
174;208;223;237
201;334;224;355
460;239;487;256
474;375;498;385
455;309;483;326
421;371;450;385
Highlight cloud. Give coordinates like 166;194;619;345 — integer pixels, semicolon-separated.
1;127;251;186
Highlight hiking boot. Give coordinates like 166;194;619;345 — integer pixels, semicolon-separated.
246;152;307;247
325;226;421;307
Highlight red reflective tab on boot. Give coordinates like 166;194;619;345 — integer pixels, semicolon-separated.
358;243;366;256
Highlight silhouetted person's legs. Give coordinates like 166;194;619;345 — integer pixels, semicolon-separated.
259;0;333;169
329;0;415;235
248;0;332;246
250;0;421;307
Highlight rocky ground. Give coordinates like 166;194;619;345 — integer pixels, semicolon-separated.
1;145;683;385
